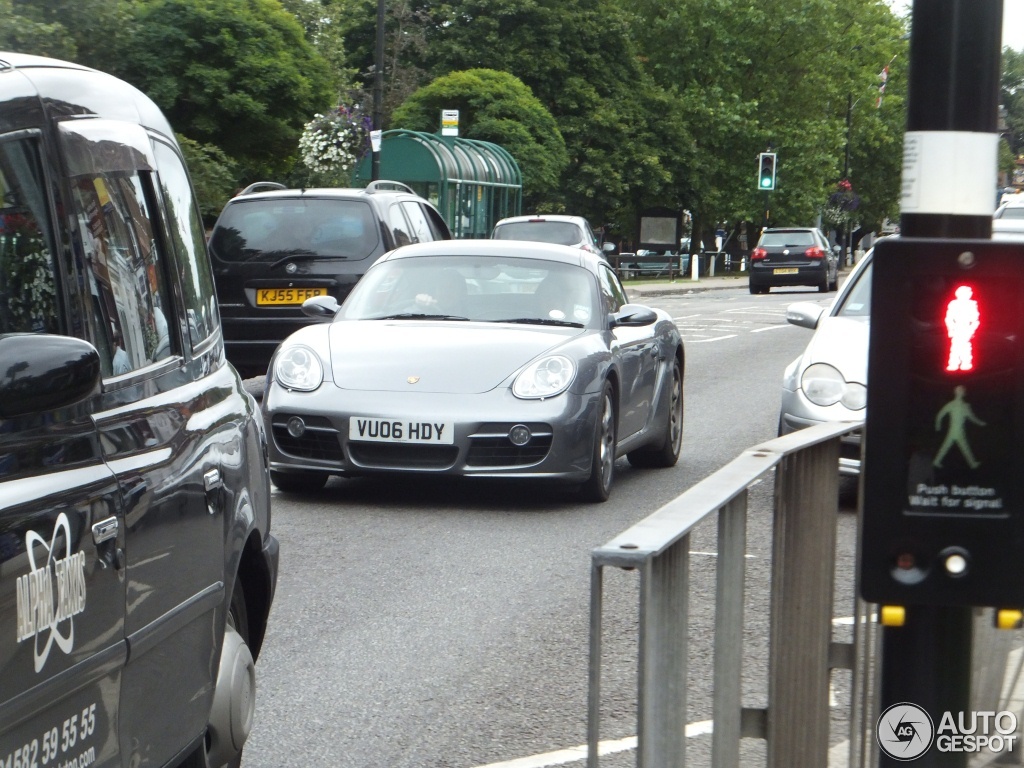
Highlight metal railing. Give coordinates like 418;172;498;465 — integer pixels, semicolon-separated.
587;419;1023;768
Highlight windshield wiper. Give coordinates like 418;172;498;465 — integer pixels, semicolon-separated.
370;313;470;321
493;317;584;328
268;250;349;270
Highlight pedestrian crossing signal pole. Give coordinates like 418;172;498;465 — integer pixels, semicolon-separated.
859;3;1007;766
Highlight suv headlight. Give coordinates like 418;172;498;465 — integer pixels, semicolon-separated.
275;345;323;391
801;363;865;409
513;355;576;399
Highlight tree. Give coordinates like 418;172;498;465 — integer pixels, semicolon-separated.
391;69;568;209
115;0;336;182
621;0;907;243
1002;47;1024;160
5;0;136;70
412;0;680;230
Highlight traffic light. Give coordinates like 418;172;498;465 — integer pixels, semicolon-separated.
757;152;776;191
861;238;1024;607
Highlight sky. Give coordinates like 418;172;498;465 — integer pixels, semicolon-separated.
888;2;1024;52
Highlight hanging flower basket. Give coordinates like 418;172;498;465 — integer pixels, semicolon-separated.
298;104;373;184
823;179;861;228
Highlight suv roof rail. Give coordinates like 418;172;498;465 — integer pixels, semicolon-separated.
364;180;414;194
237;181;287;196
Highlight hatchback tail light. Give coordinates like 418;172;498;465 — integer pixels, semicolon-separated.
751;247;767;261
805;246;826;259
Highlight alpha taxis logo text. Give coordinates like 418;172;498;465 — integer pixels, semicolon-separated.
877;702;1018;760
15;512;87;672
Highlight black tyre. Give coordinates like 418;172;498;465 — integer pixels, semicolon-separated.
580;382;617;503
628;357;683;468
270;469;329;493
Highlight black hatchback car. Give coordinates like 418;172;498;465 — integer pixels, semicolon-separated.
208;180;451;378
748;227;840;294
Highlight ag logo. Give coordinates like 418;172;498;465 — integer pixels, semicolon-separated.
877;702;935;760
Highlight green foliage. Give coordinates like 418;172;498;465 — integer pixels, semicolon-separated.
417;0;678;230
114;0;336;182
176;134;238;224
1002;47;1024;158
391;69;569;209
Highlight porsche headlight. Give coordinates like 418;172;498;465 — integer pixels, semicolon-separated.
801;363;865;410
513;355;576;399
275;345;323;391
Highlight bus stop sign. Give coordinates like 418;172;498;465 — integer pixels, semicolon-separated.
861;238;1024;607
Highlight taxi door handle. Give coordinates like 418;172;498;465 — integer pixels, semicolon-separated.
92;516;118;545
204;468;222;493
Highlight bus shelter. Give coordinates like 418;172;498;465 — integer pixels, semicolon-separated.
355;130;522;239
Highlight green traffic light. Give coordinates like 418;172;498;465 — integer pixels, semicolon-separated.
760;177;772;188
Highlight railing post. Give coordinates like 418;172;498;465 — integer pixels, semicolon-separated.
712;492;748;768
766;437;840;767
587;561;604;768
637;539;689;768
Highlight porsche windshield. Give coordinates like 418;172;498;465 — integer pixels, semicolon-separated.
341;256;599;328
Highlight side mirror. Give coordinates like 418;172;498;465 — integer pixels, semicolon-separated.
611;304;658;327
0;334;100;419
302;295;341;320
602;242;615;253
832;245;842;254
785;301;825;330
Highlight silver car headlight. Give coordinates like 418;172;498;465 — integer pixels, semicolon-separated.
801;363;865;410
275;345;324;391
513;355;576;399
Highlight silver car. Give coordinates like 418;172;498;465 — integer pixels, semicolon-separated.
779;249;873;475
262;240;685;502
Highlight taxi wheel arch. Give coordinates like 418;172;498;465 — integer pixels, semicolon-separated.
181;580;254;768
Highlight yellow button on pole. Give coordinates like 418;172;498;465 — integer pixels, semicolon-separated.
880;605;906;627
996;609;1023;630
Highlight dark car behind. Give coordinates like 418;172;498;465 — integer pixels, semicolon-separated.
748;226;839;294
208;180;451;378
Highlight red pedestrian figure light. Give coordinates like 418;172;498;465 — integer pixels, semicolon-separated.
945;285;979;372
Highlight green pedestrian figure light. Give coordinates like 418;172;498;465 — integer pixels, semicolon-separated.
933;385;986;469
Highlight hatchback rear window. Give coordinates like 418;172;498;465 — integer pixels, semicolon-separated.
493;221;583;246
760;231;815;247
210;199;380;262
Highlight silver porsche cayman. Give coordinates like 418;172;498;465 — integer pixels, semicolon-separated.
261;240;684;502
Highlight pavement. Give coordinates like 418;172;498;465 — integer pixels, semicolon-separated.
623;261;859;300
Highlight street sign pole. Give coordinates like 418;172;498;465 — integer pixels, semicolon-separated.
866;3;1004;765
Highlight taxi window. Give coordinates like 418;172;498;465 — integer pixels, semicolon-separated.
151;140;219;348
0;134;60;335
69;170;176;378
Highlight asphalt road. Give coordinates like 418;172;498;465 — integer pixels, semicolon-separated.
240;284;851;768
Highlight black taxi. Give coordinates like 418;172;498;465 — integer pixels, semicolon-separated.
0;52;278;768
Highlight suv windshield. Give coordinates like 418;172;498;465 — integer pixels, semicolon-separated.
210;198;380;262
493;221;583;246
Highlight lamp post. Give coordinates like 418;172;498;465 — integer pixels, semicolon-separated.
371;0;385;181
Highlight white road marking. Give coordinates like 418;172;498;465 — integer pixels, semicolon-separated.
689;335;738;343
471;722;714;768
750;324;792;333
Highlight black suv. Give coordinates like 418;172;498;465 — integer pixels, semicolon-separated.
208;180;452;378
1;52;277;768
748;226;840;294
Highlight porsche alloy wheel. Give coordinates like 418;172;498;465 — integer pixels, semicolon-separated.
580;382;616;503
